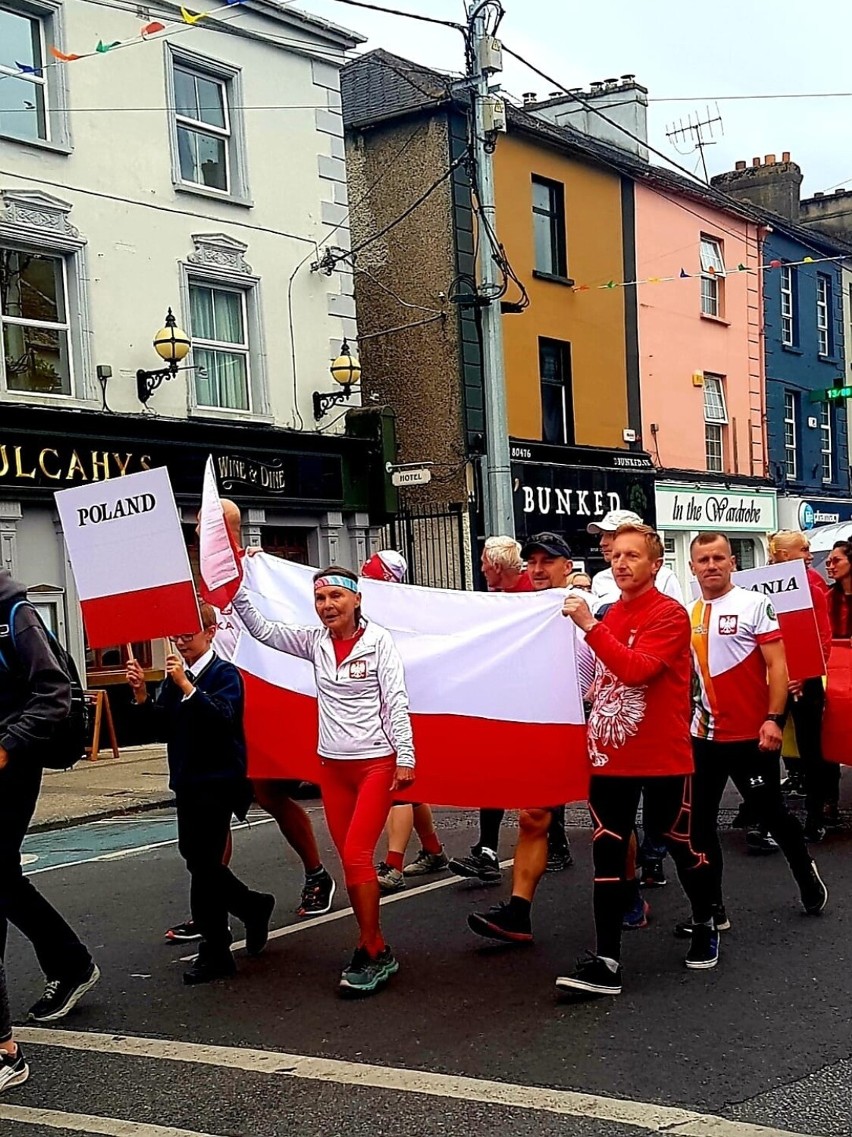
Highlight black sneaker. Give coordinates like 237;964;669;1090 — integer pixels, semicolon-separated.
297;869;336;917
797;861;828;915
448;848;501;884
245;893;276;957
467;901;533;943
339;946;399;994
746;829;780;855
183;949;236;986
675;905;730;937
640;860;667;887
0;1046;29;1093
787;777;807;799
555;952;622;997
165;919;202;942
804;823;826;844
685;923;720;970
27;962;101;1022
546;846;574;873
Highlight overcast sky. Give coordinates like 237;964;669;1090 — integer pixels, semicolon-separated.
301;0;852;197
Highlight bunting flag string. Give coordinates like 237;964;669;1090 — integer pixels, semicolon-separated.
1;1;245;83
571;251;852;294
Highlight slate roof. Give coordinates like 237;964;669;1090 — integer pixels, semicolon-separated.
342;49;852;256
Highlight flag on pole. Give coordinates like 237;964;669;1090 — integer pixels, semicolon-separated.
198;455;243;609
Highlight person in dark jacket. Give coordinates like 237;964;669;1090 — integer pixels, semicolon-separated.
0;570;100;1022
127;601;274;985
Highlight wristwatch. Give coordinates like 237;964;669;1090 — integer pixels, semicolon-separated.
765;713;787;728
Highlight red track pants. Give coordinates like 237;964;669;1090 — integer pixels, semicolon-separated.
320;756;395;887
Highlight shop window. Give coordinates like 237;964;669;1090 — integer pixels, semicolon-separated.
86;641;152;686
263;527;309;564
821;402;833;484
729;538;757;571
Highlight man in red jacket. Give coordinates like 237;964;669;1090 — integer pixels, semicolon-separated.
767;530;837;838
556;523;717;997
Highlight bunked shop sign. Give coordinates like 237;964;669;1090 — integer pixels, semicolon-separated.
510;440;656;540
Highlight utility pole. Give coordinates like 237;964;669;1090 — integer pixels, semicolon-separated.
468;3;514;538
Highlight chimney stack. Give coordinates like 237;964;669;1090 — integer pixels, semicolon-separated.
522;92;537;105
711;152;802;221
527;73;649;161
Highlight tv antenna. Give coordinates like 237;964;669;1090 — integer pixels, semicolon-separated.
665;104;724;182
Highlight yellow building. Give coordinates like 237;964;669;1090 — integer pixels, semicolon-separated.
494;122;633;450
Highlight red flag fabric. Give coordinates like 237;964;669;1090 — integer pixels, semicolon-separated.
822;640;852;765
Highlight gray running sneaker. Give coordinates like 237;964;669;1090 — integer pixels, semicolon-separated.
403;849;449;876
376;862;406;892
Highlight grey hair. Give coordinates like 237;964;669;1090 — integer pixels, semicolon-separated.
483;535;523;572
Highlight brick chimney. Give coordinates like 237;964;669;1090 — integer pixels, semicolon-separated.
710;153;802;220
800;186;852;242
525;74;649;161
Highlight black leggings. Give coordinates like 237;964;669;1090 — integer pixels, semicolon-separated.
691;738;812;907
589;774;714;961
788;681;841;819
477;806;569;853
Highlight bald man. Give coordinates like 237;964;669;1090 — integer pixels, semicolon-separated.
163;501;335;943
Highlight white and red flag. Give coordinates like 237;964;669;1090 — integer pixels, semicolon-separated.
207;552;589;808
691;560;824;681
55;467;199;647
198;455;243;609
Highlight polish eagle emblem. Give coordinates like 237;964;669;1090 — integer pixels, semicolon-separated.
587;665;647;767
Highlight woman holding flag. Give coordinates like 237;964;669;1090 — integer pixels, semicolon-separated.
231;567;415;996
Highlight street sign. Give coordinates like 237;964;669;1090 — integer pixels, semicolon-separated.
391;467;432;488
809;385;852;403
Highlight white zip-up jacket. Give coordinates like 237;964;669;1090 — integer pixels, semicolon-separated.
232;589;415;768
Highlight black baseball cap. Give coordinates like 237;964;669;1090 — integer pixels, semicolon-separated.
521;531;573;559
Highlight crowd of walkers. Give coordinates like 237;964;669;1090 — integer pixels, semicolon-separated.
0;502;844;1091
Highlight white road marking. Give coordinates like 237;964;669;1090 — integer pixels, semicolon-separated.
17;1028;819;1137
179;858;515;960
24;818;276;877
0;1104;221;1137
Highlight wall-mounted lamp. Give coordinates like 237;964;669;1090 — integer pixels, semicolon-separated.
135;308;192;404
312;339;362;420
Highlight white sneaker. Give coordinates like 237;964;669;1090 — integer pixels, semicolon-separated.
0;1047;29;1092
376;862;406;893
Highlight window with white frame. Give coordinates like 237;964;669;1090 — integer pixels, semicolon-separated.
174;65;230;192
703;373;727;473
0;2;70;149
700;236;725;318
817;274;831;355
0;6;47;142
167;48;249;203
780;264;795;346
784;391;798;480
821;402;833;484
0;245;72;395
189;282;250;411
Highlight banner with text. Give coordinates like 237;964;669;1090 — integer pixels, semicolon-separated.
55;467;200;647
691;560;824;679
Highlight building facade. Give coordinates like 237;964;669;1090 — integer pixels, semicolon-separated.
712;155;852;537
0;0;393;722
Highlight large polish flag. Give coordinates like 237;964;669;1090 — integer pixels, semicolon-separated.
200;483;589;808
55;467;200;648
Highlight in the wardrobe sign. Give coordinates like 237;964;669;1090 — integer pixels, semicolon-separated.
656;484;777;532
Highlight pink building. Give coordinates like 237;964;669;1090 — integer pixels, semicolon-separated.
634;182;776;583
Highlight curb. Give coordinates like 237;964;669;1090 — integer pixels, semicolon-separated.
30;795;175;835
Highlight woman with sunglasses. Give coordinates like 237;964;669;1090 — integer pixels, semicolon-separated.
232;566;415;996
826;542;852;639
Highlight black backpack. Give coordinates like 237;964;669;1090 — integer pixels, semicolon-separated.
0;600;90;769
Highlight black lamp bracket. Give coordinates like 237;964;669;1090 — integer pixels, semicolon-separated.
312;383;353;420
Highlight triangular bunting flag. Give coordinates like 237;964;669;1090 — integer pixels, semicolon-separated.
180;6;207;23
50;46;82;61
96;39;121;52
141;21;166;36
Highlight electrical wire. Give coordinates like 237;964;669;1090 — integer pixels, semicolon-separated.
355;267;445;315
501;43;852;269
322;0;466;30
650;91;852;103
356;312;446;340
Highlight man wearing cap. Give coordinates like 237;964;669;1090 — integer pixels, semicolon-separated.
465;533;593;943
362;550;408;584
589;510;684;607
